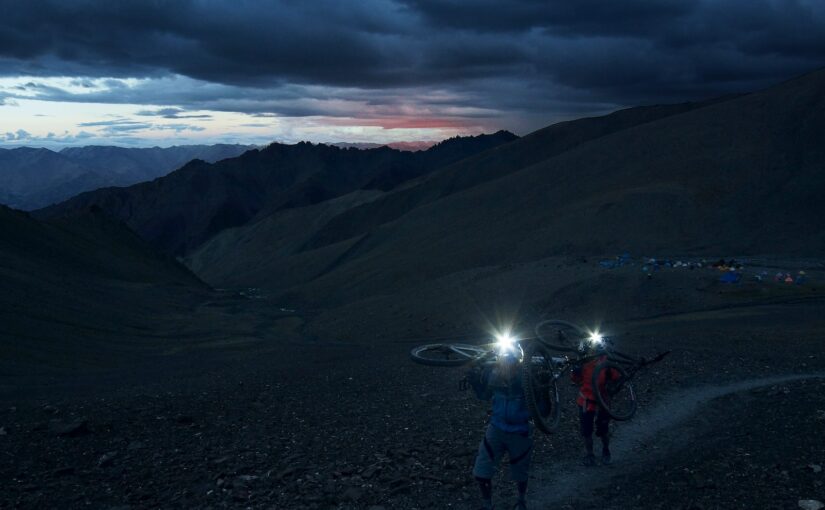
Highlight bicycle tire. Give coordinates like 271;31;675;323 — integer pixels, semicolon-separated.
522;342;561;433
409;343;488;367
592;361;637;421
534;319;588;352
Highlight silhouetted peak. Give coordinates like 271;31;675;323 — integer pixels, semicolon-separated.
425;131;518;153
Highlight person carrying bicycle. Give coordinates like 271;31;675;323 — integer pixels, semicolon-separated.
571;337;616;466
465;338;534;510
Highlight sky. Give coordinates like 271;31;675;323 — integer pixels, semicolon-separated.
1;0;824;148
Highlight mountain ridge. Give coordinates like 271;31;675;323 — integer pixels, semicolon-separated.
38;131;519;255
0;144;254;210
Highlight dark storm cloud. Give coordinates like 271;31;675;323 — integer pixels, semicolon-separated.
0;0;414;87
1;0;824;131
11;77;378;118
401;0;693;35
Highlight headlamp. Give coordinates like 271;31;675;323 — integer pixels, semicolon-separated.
495;332;515;353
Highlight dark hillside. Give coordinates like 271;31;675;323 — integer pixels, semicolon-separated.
38;133;517;255
187;94;741;291
292;69;825;305
303;97;734;251
0;205;206;372
184;69;825;310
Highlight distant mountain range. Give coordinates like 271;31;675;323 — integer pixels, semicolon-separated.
0;144;254;210
38;131;519;255
329;141;438;151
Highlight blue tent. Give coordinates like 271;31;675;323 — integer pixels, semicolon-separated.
719;272;741;284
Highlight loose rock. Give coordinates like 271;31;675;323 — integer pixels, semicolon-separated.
98;452;118;468
51;418;90;437
341;487;362;502
53;466;75;476
175;415;194;425
127;440;146;450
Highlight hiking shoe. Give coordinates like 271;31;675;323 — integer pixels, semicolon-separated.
513;500;527;510
582;454;596;467
601;450;612;465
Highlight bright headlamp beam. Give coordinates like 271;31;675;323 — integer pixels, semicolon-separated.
588;331;604;345
495;332;515;352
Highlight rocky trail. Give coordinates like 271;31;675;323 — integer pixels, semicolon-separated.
533;374;825;510
1;298;824;509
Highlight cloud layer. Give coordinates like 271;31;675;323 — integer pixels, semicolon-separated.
1;0;824;138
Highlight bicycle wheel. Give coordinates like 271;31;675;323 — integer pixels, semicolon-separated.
592;362;637;421
409;343;488;367
521;342;561;433
534;319;588;352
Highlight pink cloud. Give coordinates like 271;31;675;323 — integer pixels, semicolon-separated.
321;116;479;130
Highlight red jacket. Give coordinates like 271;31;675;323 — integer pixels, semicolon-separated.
571;355;615;412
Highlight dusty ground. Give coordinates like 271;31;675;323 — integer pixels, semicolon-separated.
547;376;825;510
1;263;824;509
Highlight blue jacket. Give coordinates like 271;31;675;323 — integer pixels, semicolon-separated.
469;363;531;434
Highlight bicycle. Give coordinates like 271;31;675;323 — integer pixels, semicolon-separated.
525;319;669;430
589;349;670;421
407;321;579;368
409;319;669;434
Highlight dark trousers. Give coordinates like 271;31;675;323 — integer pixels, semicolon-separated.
579;407;610;438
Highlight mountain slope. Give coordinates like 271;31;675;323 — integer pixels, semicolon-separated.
302;96;735;251
185;190;385;290
0;148;89;209
294;69;825;304
187;95;735;290
38;132;518;255
0;144;253;210
191;69;825;308
0;205;207;370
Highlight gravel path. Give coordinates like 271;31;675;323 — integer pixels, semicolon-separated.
533;373;825;509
